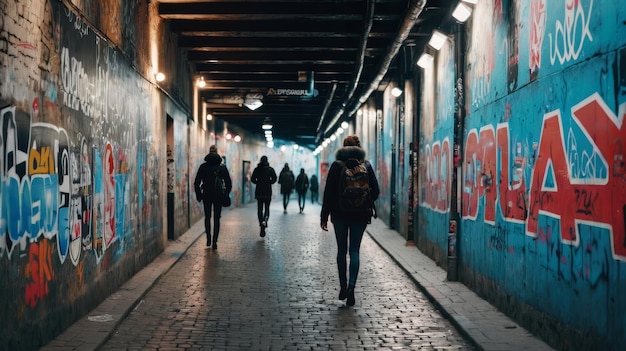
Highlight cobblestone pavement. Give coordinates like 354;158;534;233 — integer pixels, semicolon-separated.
101;202;475;351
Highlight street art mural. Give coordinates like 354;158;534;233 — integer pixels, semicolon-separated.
418;0;626;346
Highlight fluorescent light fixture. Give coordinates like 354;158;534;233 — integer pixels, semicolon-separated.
428;30;447;50
417;53;434;68
262;123;273;130
391;87;403;97
244;99;263;110
452;2;472;22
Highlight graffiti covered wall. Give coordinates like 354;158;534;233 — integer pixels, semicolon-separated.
0;1;171;348
418;0;626;348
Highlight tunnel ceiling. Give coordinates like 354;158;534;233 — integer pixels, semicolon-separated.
158;0;454;150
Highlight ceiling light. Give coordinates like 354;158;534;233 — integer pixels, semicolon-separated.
244;99;263;110
428;30;447;50
462;0;478;4
155;72;165;82
341;121;349;129
234;135;241;142
197;77;206;88
417;53;434;68
391;87;403;97
452;2;472;22
262;123;273;130
206;113;213;121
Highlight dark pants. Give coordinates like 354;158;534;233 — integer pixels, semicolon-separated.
332;218;368;290
310;190;318;203
297;191;307;210
257;198;271;224
282;192;291;210
203;199;222;244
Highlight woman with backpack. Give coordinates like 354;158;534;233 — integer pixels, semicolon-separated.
278;163;295;213
295;168;309;213
194;145;232;249
320;135;379;306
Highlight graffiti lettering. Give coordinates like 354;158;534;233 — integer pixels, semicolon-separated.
549;0;594;65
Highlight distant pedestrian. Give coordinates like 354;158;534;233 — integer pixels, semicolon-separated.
194;145;232;249
251;155;277;237
320;135;379;306
278;163;295;213
295;168;309;213
309;174;319;204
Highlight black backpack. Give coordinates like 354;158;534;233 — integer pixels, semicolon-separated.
338;158;372;212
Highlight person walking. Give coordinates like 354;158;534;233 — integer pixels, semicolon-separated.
251;155;277;237
295;168;309;213
320;135;379;306
278;163;295;213
194;145;232;249
309;174;319;204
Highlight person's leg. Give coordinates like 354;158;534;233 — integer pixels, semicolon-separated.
203;200;213;246
212;203;222;248
332;219;349;299
263;199;271;223
346;220;368;306
257;200;264;224
282;193;288;211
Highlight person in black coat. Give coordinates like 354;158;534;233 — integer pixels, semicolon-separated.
321;135;379;307
251;155;277;237
295;168;309;213
194;145;232;249
309;174;319;204
278;163;295;213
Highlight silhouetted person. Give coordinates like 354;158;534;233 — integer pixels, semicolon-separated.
251;156;277;237
295;168;309;213
194;145;232;249
309;174;319;204
278;163;295;213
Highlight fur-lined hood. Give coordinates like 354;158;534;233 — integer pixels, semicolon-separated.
203;152;223;166
335;145;366;162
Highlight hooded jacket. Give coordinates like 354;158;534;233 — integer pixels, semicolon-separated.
194;152;232;204
321;146;379;223
251;159;277;199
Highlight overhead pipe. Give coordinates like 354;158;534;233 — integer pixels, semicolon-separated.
316;0;374;142
323;0;427;136
316;82;338;135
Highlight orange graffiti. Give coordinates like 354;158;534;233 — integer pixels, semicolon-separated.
28;146;55;174
25;240;55;308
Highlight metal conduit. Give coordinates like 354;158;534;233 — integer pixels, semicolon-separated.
323;0;427;136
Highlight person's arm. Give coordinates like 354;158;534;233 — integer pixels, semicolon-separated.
321;162;340;230
194;165;204;201
366;161;380;201
221;165;233;193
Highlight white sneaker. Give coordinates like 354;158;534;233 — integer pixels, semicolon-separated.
261;220;267;228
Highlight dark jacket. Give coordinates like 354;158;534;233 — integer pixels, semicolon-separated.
309;174;319;192
321;146;379;223
295;171;309;194
194;152;232;204
251;161;277;199
278;167;295;194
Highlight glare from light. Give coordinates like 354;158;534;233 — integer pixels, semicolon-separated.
262;124;273;130
452;2;472;22
155;72;165;82
206;113;213;121
280;145;287;152
225;133;232;140
417;53;434;68
341;121;349;129
266;136;273;141
428;30;447;50
197;77;206;88
391;87;403;97
264;130;272;136
330;135;336;141
244;99;263;110
337;127;344;134
267;141;274;148
234;135;242;142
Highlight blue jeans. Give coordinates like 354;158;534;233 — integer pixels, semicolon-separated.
332;218;368;290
